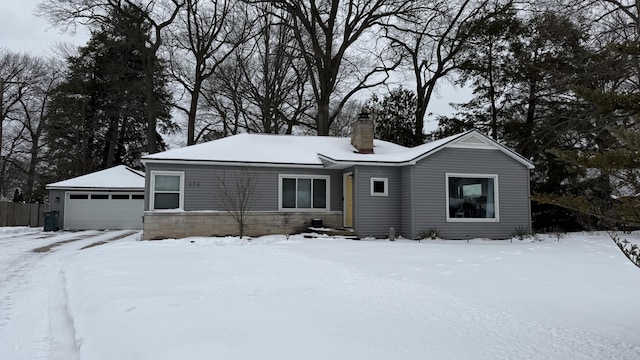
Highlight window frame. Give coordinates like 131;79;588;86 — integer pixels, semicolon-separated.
278;174;330;212
445;173;499;223
150;171;185;211
370;177;388;197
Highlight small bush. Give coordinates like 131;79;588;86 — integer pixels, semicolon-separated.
512;226;535;241
418;228;440;240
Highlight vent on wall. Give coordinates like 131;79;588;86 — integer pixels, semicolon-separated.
450;134;494;149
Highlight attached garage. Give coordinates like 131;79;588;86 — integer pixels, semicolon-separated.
46;165;145;230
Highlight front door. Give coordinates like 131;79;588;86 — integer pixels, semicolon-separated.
343;172;353;228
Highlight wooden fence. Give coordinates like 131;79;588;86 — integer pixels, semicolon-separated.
0;202;47;227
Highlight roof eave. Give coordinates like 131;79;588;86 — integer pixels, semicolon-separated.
141;158;326;169
317;154;415;168
46;186;144;191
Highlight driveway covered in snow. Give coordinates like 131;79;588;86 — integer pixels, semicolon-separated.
1;229;639;360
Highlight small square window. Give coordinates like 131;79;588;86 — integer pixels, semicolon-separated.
370;177;388;196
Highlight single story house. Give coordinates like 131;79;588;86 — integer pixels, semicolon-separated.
46;165;145;230
141;116;534;240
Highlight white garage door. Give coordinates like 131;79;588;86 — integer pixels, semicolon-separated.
64;192;144;230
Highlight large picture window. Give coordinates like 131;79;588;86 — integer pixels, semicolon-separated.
446;173;498;222
150;171;184;210
279;175;329;211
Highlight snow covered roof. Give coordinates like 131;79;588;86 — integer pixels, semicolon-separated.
46;165;145;190
141;130;534;169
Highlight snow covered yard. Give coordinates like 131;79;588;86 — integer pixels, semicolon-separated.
1;229;639;360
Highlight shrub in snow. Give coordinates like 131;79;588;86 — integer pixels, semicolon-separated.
417;228;440;241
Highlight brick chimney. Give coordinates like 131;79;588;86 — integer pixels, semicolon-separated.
351;111;374;154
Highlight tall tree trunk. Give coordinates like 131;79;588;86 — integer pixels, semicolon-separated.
316;97;331;136
488;38;498;140
144;51;157;154
187;71;202;145
519;80;537;159
104;117;119;167
26;141;38;202
414;57;427;146
414;82;436;146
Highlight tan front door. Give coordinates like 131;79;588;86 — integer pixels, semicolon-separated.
344;172;353;228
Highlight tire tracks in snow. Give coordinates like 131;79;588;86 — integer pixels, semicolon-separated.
0;230;140;360
0;231;100;290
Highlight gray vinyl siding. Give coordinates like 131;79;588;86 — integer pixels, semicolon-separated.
411;147;531;239
49;189;66;229
352;166;401;238
145;163;343;212
400;166;413;238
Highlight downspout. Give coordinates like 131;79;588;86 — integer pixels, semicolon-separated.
353;167;358;231
410;166;415;239
527;168;532;232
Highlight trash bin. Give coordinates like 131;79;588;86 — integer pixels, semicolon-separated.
43;211;59;232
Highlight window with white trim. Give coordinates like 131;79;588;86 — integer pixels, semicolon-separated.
150;171;184;210
279;175;329;210
446;173;498;222
370;177;388;196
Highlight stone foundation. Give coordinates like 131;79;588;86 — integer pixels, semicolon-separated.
143;211;343;240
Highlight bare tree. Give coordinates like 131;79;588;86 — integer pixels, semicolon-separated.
584;0;640;92
236;4;313;134
36;0;185;154
0;50;41;198
1;51;31;172
384;0;507;145
169;0;255;145
328;99;364;137
201;53;248;138
216;168;259;239
252;0;417;135
15;59;65;202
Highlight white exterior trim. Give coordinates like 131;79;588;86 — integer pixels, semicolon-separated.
142;158;325;169
278;174;330;212
370;177;388;196
149;171;185;211
343;172;353;227
445;172;500;223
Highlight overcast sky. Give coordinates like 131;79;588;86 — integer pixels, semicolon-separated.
0;0;88;55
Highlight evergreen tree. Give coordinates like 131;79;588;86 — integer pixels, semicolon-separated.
439;4;522;140
44;5;175;180
536;41;640;229
366;87;417;148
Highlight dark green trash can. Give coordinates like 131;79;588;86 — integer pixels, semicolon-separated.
43;211;59;232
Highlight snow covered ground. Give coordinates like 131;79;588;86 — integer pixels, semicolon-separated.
1;228;639;360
